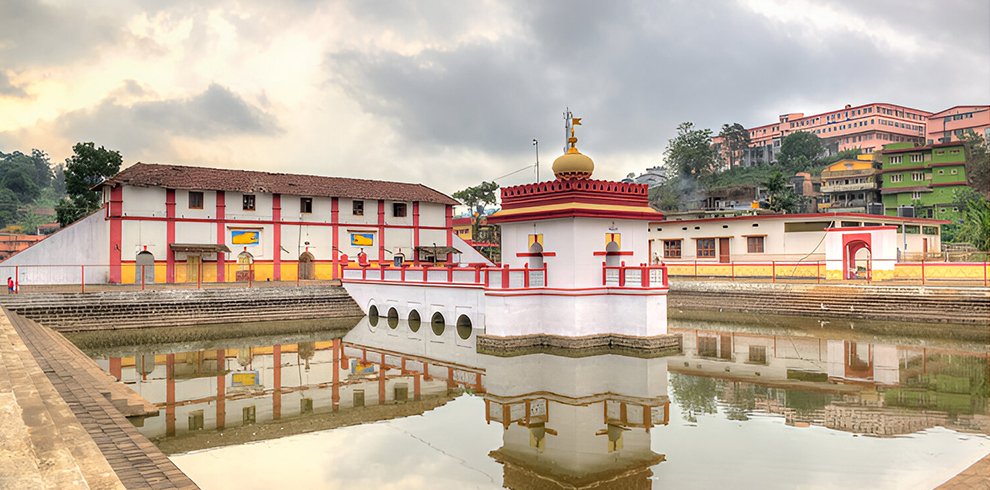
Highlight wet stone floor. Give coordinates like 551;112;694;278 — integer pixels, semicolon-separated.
73;316;990;489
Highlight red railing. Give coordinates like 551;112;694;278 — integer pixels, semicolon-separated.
602;262;669;288
341;263;549;289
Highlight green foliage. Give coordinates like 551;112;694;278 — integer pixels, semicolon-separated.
55;142;122;227
777;131;825;167
669;373;717;423
648;176;685;211
0;189;19;228
718;122;750;168
452;180;499;236
952;187;990;251
961;132;989;195
763;171;803;213
664;122;718;180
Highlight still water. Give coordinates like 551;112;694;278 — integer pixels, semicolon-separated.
76;316;990;489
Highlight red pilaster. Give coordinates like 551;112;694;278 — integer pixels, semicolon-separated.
331;197;339;279
165;189;176;283
378;362;386;405
216;349;225;430
216;191;226;281
273;194;282;281
378;200;386;264
108;186;123;283
412;201;420;265
332;339;341;412
273;344;281;420
445;205;453;262
166;353;175;437
109;357;122;382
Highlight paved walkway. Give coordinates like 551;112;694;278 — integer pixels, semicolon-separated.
939;452;990;489
1;309;197;489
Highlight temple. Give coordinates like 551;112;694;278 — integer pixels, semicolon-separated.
342;116;675;348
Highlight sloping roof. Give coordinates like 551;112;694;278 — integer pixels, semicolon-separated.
102;163;458;205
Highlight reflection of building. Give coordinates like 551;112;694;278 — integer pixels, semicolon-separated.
669;326;990;437
483;354;669;489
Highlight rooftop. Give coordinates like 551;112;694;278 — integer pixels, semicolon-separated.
102;163;459;205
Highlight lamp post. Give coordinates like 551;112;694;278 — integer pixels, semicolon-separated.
533;138;540;182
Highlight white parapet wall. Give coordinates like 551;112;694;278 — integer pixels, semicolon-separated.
484;291;667;337
0;211;110;285
343;280;487;329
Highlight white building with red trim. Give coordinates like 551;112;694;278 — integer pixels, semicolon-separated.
342;122;672;339
1;163;461;285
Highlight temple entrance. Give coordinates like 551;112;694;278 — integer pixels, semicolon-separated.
604;241;620;267
528;242;544;269
236;251;254;281
845;240;871;280
135;251;154;284
299;252;315;280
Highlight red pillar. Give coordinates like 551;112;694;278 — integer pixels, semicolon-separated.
332;339;341;412
331;197;340;279
216;349;225;430
165;189;176;283
109;357;122;382
166;354;175;437
273;194;282;281
216;191;226;282
378;361;386;405
413;372;421;401
108;186;123;283
377;200;386;265
412;201;420;265
445;205;453;262
273;344;282;420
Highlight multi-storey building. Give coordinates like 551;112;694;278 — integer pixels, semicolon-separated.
926;105;990;144
1;163;463;284
880;142;969;221
713;103;931;168
818;155;881;213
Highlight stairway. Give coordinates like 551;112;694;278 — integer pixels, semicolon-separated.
0;286;363;332
668;281;990;325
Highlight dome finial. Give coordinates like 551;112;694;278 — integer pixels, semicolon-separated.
553;114;594;180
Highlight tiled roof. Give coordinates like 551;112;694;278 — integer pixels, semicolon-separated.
102;163;458;205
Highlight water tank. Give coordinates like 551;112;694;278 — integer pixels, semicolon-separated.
868;203;884;215
897;205;915;218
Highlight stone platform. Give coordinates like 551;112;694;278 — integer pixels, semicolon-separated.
477;332;682;358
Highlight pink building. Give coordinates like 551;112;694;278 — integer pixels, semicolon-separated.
714;103;931;168
926;105;990;144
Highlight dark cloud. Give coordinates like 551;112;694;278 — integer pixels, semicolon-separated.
55;83;280;155
0;0;123;69
327;0;990;171
0;72;27;97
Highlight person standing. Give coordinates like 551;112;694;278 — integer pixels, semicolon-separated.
7;276;14;294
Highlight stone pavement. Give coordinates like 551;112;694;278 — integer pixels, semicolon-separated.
2;309;198;489
938;452;990;489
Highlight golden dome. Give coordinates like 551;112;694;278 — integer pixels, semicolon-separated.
552;146;594;180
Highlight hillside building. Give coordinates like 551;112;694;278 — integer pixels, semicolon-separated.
926;105;990;144
818;155;881;213
880;142;969;222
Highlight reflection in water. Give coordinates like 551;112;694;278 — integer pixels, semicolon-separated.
81;318;990;488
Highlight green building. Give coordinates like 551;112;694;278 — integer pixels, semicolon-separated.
880;142;969;222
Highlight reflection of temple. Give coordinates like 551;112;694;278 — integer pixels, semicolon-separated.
670;325;990;436
483;354;669;489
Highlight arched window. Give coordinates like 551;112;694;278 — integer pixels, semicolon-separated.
605;240;621;267
135;251;154;284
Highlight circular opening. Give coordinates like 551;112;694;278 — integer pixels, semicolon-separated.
456;315;473;340
431;312;445;336
387;307;399;329
408;310;421;332
368;305;379;327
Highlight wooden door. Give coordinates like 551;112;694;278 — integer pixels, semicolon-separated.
718;238;730;263
922;238;929;258
186;255;201;283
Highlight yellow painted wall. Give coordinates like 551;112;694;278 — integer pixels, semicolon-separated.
667;261;987;282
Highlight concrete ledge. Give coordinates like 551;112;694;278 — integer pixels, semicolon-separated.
477;332;682;358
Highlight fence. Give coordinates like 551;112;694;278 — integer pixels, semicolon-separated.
662;259;990;286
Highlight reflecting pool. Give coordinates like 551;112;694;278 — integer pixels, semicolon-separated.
77;316;990;489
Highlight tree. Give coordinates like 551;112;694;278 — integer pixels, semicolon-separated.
953;187;990;251
763;171;802;213
452;181;499;237
718;122;751;169
664;122;717;180
0;188;19;228
55;142;122;226
961;132;989;195
648;176;684;211
777;131;824;168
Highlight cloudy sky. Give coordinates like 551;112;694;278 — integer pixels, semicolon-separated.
1;0;988;194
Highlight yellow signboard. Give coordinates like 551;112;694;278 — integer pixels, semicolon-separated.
350;233;375;247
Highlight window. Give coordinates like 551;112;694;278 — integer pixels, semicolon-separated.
242;194;256;211
188;191;204;210
911;192;921;200
912;172;924;181
910;154;924;163
392;202;407;217
352;200;364;216
663;240;682;259
890;174;903;183
696;238;716;258
950;169;958;175
889;155;902;164
748;345;768;364
300;197;313;214
747;236;765;253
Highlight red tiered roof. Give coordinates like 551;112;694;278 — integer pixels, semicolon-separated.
490;179;663;223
